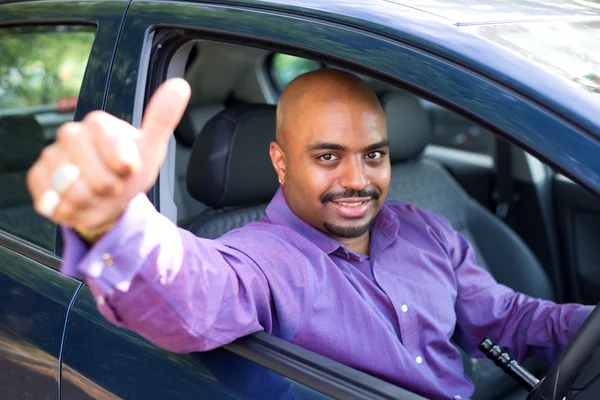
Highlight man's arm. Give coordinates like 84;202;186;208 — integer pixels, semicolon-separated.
27;79;308;354
436;218;593;364
61;193;276;353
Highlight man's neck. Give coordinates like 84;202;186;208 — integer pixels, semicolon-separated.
337;232;371;256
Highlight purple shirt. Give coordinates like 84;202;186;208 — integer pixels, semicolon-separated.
61;188;592;399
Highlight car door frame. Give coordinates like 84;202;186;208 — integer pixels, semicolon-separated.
70;0;600;398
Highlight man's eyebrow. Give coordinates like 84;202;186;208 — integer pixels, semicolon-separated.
363;139;390;153
307;142;348;152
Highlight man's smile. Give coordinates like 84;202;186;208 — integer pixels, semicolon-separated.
329;198;371;218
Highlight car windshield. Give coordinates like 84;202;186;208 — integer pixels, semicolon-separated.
464;19;600;98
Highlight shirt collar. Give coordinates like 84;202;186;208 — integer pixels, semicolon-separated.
265;188;400;257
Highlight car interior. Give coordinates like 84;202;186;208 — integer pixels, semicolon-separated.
156;39;570;400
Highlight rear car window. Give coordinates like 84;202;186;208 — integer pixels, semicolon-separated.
0;25;95;251
270;53;322;92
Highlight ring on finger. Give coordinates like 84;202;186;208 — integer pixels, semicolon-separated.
37;190;61;219
51;162;81;195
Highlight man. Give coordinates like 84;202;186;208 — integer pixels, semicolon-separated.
27;70;592;399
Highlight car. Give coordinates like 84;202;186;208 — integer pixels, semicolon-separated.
1;0;600;399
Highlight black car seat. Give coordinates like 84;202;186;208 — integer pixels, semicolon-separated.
0;115;56;250
186;104;278;237
186;100;553;400
174;103;224;225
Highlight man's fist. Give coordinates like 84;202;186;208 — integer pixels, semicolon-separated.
26;78;191;236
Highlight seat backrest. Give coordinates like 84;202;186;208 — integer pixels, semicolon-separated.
174;103;224;224
186;104;278;238
0;115;56;250
380;92;554;300
381;91;553;400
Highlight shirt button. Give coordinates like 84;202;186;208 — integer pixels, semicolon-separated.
102;253;114;266
401;304;408;313
415;356;423;364
97;295;106;306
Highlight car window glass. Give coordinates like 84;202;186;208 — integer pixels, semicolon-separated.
0;25;95;251
422;99;494;154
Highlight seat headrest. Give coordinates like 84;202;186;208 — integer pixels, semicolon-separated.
0;115;45;171
175;104;224;147
187;104;279;208
381;92;431;163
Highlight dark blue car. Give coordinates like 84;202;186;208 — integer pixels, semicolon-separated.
1;0;600;399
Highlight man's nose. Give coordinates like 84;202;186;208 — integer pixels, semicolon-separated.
340;158;369;190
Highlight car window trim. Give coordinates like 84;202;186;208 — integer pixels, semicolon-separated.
0;230;61;270
222;331;427;400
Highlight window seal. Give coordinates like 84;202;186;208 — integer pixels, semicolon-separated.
0;230;61;270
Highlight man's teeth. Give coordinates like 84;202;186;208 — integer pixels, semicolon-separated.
338;202;364;207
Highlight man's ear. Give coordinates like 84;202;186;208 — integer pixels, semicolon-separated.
269;141;286;185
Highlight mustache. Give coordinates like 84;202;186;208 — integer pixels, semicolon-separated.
321;188;381;204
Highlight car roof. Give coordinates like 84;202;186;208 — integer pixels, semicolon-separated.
386;0;600;24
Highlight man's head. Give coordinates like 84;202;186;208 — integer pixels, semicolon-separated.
270;69;390;244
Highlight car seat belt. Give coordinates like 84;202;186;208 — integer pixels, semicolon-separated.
492;137;516;219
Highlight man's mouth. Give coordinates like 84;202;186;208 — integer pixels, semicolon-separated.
330;198;371;218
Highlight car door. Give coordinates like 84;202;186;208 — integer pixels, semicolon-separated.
58;1;600;400
0;1;127;399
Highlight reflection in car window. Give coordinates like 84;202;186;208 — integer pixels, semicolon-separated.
465;20;600;98
0;25;95;251
270;53;321;91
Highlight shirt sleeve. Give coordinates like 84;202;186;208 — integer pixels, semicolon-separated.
435;217;593;364
59;193;274;353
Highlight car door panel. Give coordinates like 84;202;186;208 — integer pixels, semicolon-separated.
61;286;342;399
0;242;80;400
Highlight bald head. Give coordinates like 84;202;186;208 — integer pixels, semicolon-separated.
275;69;385;148
269;68;390;251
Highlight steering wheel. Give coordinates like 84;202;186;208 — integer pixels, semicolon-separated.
530;304;600;400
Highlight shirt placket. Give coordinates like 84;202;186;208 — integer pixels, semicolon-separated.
372;257;425;368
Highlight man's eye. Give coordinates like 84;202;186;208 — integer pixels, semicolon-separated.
366;151;384;160
319;154;339;161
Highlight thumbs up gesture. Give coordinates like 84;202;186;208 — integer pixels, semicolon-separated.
27;78;191;239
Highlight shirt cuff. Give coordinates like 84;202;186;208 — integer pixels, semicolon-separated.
60;193;159;295
569;305;595;338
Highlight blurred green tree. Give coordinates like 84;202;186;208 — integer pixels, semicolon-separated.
0;25;95;110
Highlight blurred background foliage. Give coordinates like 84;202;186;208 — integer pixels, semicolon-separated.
0;25;95;110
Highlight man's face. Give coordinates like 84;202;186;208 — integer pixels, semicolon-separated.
279;100;390;239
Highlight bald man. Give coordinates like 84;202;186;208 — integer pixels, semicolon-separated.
27;70;592;399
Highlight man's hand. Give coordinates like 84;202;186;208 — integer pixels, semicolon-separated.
26;78;191;240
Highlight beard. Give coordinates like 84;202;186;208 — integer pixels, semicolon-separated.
323;219;373;238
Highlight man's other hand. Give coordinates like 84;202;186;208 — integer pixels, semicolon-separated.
26;78;191;238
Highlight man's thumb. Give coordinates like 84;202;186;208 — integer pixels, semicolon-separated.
140;78;191;143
